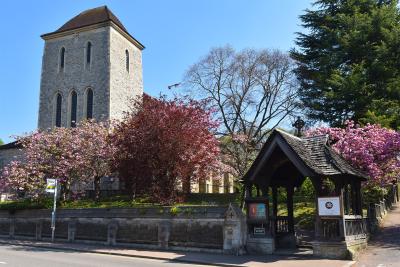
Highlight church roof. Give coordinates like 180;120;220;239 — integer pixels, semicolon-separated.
41;6;144;49
243;129;368;182
0;141;22;150
55;6;126;34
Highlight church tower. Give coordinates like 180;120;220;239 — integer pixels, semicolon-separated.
38;6;144;129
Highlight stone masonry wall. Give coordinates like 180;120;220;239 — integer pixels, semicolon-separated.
0;205;246;254
109;27;143;121
38;27;110;129
0;148;24;170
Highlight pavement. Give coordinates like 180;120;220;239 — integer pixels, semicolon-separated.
0;238;354;267
354;203;400;267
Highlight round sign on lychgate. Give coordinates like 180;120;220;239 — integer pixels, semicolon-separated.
318;197;341;216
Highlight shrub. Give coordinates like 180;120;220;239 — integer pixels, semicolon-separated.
362;185;389;205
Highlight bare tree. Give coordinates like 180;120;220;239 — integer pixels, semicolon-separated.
184;46;299;178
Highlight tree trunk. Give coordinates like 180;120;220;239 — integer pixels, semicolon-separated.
182;178;191;195
125;180;136;201
62;181;71;201
61;184;67;201
94;176;101;201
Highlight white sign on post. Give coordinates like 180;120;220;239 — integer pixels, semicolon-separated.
318;197;341;216
46;179;56;193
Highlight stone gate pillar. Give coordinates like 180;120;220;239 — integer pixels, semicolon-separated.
223;204;246;255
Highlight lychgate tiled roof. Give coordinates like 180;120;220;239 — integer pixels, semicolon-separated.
244;129;368;182
277;129;367;178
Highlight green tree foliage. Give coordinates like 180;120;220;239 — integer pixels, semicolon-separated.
0;139;3;145
295;177;315;201
291;0;400;129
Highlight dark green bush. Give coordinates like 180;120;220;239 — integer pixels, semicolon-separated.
0;198;52;212
0;193;236;211
185;193;240;205
362;185;389;205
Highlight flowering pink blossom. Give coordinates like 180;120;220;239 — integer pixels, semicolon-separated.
111;95;223;203
307;121;400;186
0;120;114;200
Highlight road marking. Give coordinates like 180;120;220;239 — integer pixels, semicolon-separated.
0;262;6;264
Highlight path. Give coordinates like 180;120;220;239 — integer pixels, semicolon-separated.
355;204;400;267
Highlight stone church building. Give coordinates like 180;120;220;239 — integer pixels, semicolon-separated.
0;6;233;195
38;6;144;129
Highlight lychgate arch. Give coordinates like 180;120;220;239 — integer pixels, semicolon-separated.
243;129;368;258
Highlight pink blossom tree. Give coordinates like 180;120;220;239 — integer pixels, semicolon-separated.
111;95;224;204
73;121;116;200
307;121;400;186
0;121;114;200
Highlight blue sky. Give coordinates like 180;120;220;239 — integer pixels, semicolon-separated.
0;0;312;143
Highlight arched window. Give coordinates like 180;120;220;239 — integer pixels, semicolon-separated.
70;91;77;127
125;50;129;72
86;42;92;65
60;47;65;70
86;88;93;119
55;93;62;127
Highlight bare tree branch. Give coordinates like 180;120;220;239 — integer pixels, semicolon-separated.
185;46;299;176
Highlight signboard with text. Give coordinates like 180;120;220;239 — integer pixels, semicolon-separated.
46;179;56;193
248;203;267;220
253;227;266;235
318;197;341;216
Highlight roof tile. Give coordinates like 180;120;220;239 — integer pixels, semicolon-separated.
55;6;127;33
276;129;367;178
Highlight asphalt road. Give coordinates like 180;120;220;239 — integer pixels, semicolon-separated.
0;244;216;267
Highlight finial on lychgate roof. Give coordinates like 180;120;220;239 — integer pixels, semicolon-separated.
292;116;305;137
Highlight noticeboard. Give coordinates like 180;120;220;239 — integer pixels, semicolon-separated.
318;197;341;216
248;203;267;220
